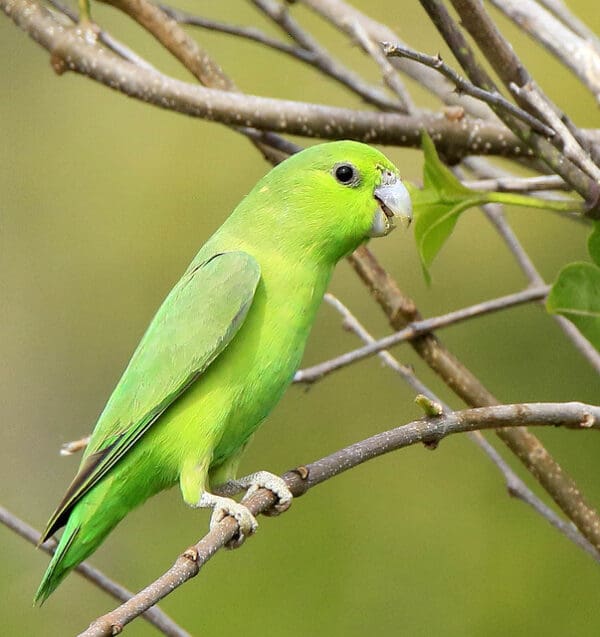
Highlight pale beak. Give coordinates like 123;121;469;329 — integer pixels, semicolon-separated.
370;176;413;237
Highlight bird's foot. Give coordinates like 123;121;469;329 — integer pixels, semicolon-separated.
237;471;293;517
198;492;258;549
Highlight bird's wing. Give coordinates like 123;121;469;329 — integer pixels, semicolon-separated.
41;251;261;541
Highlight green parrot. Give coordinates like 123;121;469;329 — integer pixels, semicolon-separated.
35;141;412;604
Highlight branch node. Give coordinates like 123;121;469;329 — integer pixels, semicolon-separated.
292;465;310;481
422;438;440;450
111;623;123;636
182;546;199;562
50;52;67;75
443;105;465;121
580;413;596;429
415;393;444;417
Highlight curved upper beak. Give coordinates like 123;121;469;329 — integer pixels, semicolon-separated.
374;178;413;230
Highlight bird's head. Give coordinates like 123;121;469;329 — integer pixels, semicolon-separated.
236;141;412;264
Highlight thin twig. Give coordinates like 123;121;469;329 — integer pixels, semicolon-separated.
539;0;600;51
346;19;415;112
489;0;600;102
46;0;158;70
323;293;432;396
299;0;493;119
383;42;555;136
0;506;190;637
79;401;600;636
464;174;568;193
159;2;402;111
465;163;600;374
510;81;600;181
250;0;405;111
159;5;308;58
295;286;549;383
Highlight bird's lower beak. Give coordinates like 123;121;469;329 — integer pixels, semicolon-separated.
370;178;413;237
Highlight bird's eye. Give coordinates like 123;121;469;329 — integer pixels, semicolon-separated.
333;163;358;185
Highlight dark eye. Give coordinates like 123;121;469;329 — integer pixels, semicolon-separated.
334;163;357;185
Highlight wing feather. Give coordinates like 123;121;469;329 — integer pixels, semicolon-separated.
41;251;260;541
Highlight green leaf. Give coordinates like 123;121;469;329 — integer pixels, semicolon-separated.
588;221;600;267
547;262;600;351
411;132;586;281
411;132;487;278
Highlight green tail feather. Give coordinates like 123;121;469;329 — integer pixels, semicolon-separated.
34;522;82;605
34;476;130;605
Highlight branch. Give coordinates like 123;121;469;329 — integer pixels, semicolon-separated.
299;0;493;119
464;174;568;193
348;245;600;554
488;0;600;102
249;0;406;111
383;42;555;136
323;292;600;561
345;18;415;112
509;81;600;182
295;285;549;383
419;0;600;214
47;0;158;70
461;159;600;374
0;506;189;637
79;401;600;636
1;0;533;160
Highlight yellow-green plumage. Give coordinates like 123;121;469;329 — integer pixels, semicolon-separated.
35;141;411;603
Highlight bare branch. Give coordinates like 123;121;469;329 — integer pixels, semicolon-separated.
344;19;415;112
78;401;600;636
46;0;158;70
1;0;535;159
299;0;494;119
324;292;600;561
158;1;403;111
348;245;600;554
295;286;549;383
489;0;600;102
250;0;405;111
420;0;600;215
464;174;568;193
383;42;555;136
464;161;600;374
510;81;600;181
466;431;600;561
539;0;600;50
0;506;189;637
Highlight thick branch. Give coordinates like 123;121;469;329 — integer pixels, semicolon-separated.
1;0;530;159
79;401;600;636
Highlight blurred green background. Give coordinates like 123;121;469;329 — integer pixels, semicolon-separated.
2;1;600;635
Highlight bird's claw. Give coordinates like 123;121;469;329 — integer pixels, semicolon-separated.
239;471;293;517
208;496;258;549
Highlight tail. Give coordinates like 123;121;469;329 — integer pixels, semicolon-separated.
34;477;131;605
34;518;83;605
